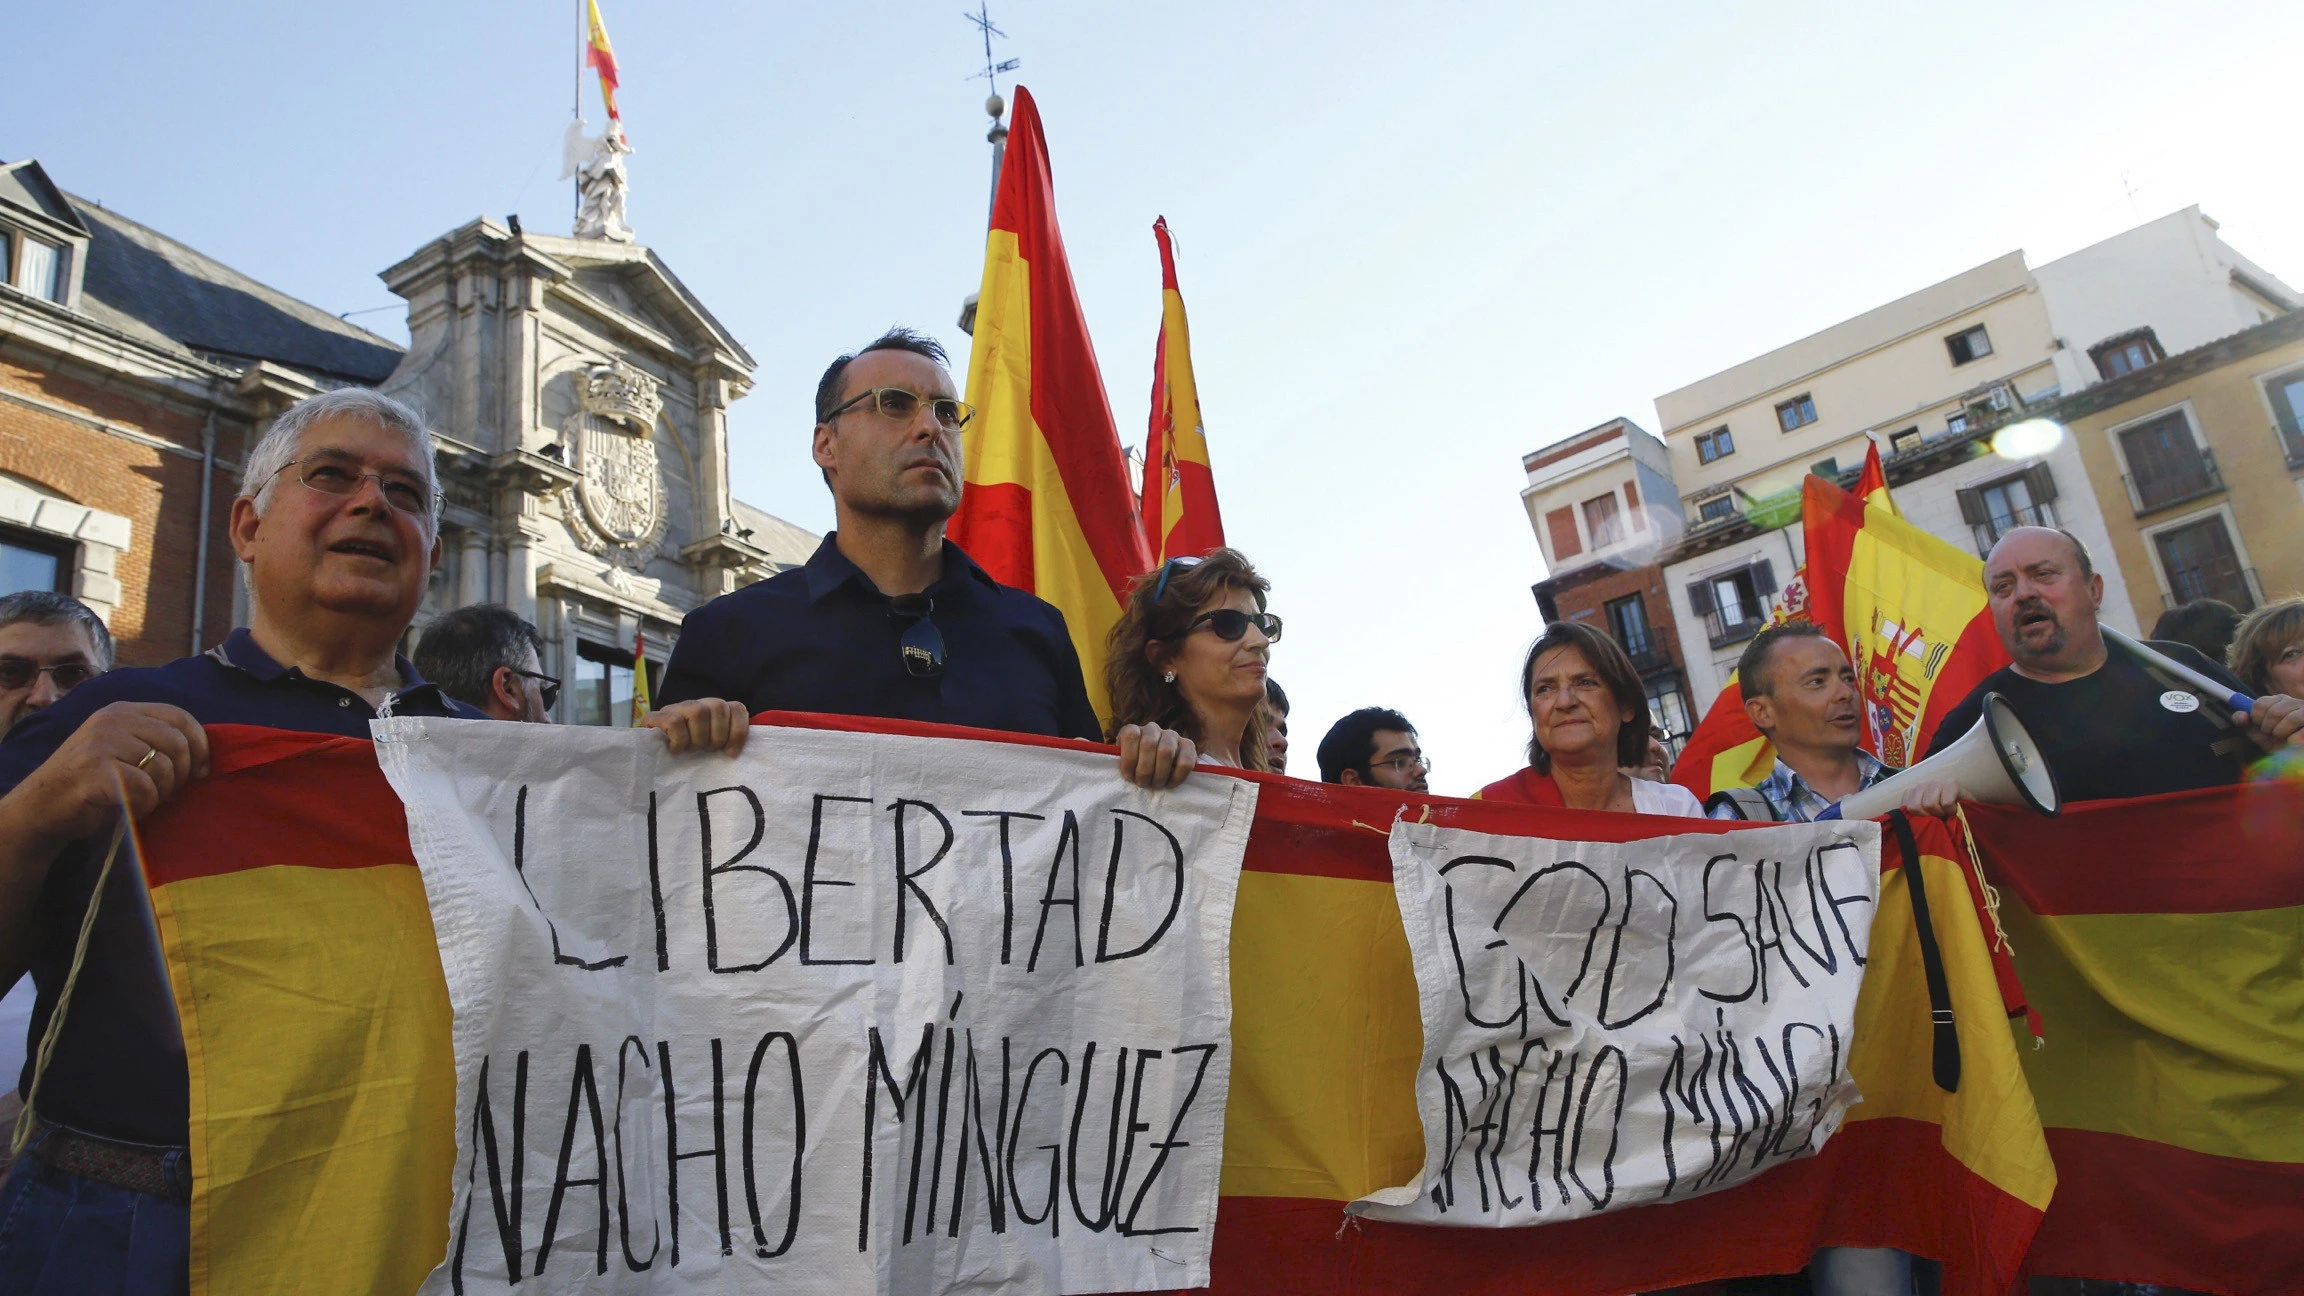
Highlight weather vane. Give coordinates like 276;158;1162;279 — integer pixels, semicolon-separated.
965;2;1020;98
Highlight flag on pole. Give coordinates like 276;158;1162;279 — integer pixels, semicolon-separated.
630;628;650;725
585;0;621;120
1139;216;1225;562
1671;442;1899;800
948;85;1152;728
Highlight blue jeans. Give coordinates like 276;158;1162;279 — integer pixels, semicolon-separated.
0;1144;188;1295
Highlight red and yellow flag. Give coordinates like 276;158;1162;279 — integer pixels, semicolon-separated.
1971;783;2304;1295
1670;445;1897;800
1803;473;2008;766
630;626;651;724
585;0;621;120
949;86;1152;726
1139;216;1225;562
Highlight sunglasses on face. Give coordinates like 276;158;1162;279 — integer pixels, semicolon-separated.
1175;609;1283;644
825;387;975;432
508;668;562;709
0;658;98;691
890;593;945;678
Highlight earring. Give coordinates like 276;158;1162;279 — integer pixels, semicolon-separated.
1163;671;1176;684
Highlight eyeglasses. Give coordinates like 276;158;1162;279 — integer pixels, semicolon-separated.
890;593;945;677
1370;752;1431;775
277;455;436;516
508;668;562;709
825;387;976;431
1173;609;1283;644
0;658;99;691
1150;555;1201;602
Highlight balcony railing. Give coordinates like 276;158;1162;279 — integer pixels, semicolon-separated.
2124;446;2225;516
1705;612;1766;651
1619;634;1674;674
2161;563;2260;614
1970;502;2059;557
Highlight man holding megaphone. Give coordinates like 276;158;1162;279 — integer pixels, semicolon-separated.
1708;622;1961;823
1927;527;2304;801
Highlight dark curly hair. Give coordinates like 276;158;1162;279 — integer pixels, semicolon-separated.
1103;547;1273;771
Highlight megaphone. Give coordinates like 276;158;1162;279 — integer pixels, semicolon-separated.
1821;692;2059;820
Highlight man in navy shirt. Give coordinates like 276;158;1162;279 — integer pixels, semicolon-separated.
0;388;745;1292
656;328;1196;786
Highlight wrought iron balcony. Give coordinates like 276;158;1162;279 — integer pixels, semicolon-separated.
1705;612;1766;651
1969;502;2059;557
1619;634;1675;674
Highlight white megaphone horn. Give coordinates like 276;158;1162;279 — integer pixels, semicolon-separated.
1819;692;2059;820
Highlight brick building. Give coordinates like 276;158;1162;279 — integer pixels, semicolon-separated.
1520;417;1696;750
0;157;405;666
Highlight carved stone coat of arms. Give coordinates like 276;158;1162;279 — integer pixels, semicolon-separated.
561;360;668;562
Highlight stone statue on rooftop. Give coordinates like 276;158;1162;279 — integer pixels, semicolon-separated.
572;120;634;243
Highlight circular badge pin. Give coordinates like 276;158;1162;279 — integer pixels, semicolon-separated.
2160;689;2200;714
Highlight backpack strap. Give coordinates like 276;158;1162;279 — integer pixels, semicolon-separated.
1703;787;1778;821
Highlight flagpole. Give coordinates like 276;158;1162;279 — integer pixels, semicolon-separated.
573;0;583;224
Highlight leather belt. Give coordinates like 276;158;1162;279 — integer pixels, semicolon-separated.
27;1120;191;1206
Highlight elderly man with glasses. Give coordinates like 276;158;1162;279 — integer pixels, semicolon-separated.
655;328;1194;786
0;590;114;738
0;387;497;1287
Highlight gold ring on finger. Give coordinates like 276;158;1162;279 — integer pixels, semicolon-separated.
136;746;161;771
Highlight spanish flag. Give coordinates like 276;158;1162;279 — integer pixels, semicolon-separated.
1670;444;1907;801
585;0;621;120
630;626;650;724
1139;216;1226;562
1971;783;2304;1295
1801;472;2007;766
141;726;453;1295
949;86;1152;726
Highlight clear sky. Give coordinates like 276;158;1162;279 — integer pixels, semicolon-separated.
6;0;2298;791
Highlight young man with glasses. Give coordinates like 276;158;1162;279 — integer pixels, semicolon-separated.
0;590;113;737
657;329;1192;783
414;603;560;723
1316;706;1430;793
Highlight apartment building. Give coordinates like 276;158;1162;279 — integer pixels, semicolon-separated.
1521;418;1697;747
1644;207;2297;703
2050;308;2304;623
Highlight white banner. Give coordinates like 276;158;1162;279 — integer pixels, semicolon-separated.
373;718;1256;1296
1353;819;1879;1226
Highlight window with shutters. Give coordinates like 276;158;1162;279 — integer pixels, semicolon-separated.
2153;514;2256;612
2264;366;2304;468
1582;492;1623;549
1695;427;1735;464
1624;478;1645;530
1957;465;2059;555
2116;409;2221;515
1945;325;1993;366
1544;506;1581;561
1776;394;1818;432
1687;560;1775;649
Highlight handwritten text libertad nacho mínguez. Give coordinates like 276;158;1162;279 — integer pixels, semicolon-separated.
375;718;1256;1296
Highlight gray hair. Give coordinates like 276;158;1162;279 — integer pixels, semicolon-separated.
240;388;438;528
412;604;545;712
0;590;115;671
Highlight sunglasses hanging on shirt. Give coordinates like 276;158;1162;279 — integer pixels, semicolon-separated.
889;594;945;678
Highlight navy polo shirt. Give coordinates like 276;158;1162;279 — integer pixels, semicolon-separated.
658;534;1103;741
0;628;479;1145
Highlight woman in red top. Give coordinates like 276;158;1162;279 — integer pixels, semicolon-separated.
1479;622;1703;816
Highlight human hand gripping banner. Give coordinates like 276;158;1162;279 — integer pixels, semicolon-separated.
371;718;1256;1296
1353;819;1876;1225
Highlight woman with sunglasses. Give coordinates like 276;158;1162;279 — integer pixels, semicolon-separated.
1105;549;1282;775
1478;621;1703;816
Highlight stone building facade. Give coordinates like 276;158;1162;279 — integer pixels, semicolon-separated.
0;158;816;715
